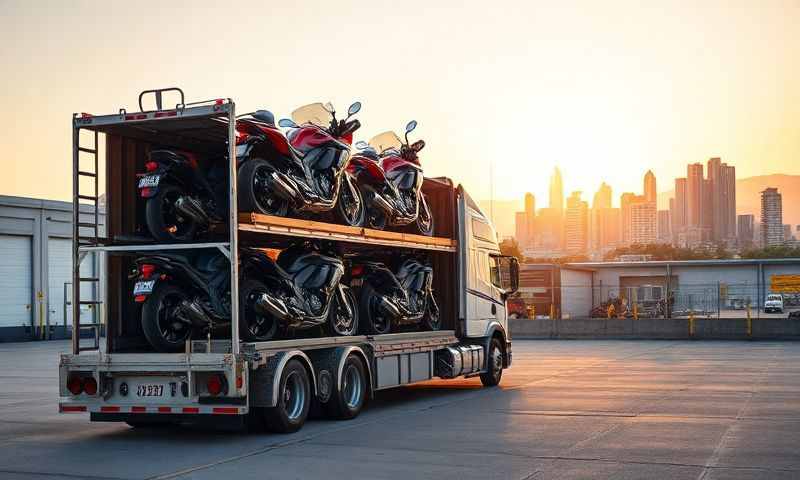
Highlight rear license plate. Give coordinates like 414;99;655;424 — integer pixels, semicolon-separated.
133;280;156;295
138;175;160;188
136;384;165;397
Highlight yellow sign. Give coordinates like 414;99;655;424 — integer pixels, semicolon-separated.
770;274;800;293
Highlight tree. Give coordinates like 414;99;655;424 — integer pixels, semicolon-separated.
499;238;522;259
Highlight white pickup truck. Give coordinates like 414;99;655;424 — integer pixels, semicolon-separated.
764;294;784;313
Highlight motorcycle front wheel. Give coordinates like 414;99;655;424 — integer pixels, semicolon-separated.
423;291;442;331
238;158;290;217
145;184;200;243
141;283;193;353
239;278;279;341
328;286;358;336
416;193;435;237
335;176;366;227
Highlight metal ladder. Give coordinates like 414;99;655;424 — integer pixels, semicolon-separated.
72;123;103;353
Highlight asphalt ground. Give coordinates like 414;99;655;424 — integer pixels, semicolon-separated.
0;339;798;480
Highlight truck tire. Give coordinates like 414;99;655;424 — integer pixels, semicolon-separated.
480;338;503;387
238;158;290;217
262;359;310;433
141;283;193;353
145;184;200;243
323;354;367;420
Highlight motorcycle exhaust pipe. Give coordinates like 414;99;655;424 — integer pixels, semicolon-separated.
179;300;212;328
254;293;291;321
174;196;210;227
377;296;403;319
370;192;393;214
269;172;299;200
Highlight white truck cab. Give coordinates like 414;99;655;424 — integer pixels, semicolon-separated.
765;294;784;313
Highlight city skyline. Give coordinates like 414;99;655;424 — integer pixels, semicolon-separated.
512;157;796;258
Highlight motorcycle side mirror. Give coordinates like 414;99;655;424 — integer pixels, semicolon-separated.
278;118;297;128
347;101;362;116
404;120;417;144
411;139;425;152
355;140;369;150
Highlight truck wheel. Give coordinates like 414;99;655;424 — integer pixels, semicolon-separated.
324;354;367;420
141;284;193;353
480;338;504;387
263;359;310;433
145;184;199;242
238;158;290;217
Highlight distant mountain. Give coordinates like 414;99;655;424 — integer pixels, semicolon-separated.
657;174;800;228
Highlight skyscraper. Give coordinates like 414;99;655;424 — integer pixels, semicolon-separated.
686;163;704;228
657;210;671;243
548;168;564;249
644;170;656;204
565;191;588;254
672;177;687;244
737;214;755;247
620;192;636;245
514;192;537;248
707;157;737;242
524;192;536;218
722;164;736;240
630;201;657;244
760;188;783;247
593;182;612;210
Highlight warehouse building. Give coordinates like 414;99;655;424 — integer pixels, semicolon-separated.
0;196;105;341
518;258;800;319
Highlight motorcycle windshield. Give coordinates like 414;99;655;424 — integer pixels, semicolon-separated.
368;131;403;154
291;103;333;129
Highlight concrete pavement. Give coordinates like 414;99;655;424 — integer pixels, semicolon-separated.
0;340;798;479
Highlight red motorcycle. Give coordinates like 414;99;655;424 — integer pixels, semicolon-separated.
236;102;365;227
347;121;434;236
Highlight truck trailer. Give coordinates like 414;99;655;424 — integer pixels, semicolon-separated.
59;90;519;432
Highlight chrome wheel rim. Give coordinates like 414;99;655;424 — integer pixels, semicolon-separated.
491;347;502;377
342;363;362;410
283;371;305;421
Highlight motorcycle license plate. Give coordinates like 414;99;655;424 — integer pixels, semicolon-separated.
136;384;165;397
133;280;156;295
138;175;161;188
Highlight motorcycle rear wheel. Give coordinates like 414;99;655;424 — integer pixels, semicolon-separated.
141;283;193;353
145;184;200;243
359;282;392;335
239;278;278;341
423;291;442;331
238;158;290;217
328;286;359;336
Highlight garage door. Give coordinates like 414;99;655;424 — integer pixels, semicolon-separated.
48;238;96;327
0;235;33;328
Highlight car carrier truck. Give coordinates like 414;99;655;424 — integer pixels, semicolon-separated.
58;89;519;432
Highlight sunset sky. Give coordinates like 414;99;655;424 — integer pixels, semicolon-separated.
1;1;799;209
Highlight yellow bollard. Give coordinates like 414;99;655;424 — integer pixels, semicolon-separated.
633;304;639;320
550;304;555;319
688;310;695;337
746;305;752;337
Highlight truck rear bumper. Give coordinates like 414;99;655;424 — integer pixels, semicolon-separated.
59;402;246;416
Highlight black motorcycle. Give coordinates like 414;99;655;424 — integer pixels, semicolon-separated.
132;249;277;352
350;256;440;335
246;242;358;337
237;102;365;227
136;150;229;243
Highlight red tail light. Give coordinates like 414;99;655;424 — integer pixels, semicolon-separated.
235;130;249;145
207;374;225;396
145;161;158;172
351;265;365;277
140;264;156;279
134;295;146;303
67;376;83;395
83;377;98;395
140;187;152;197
